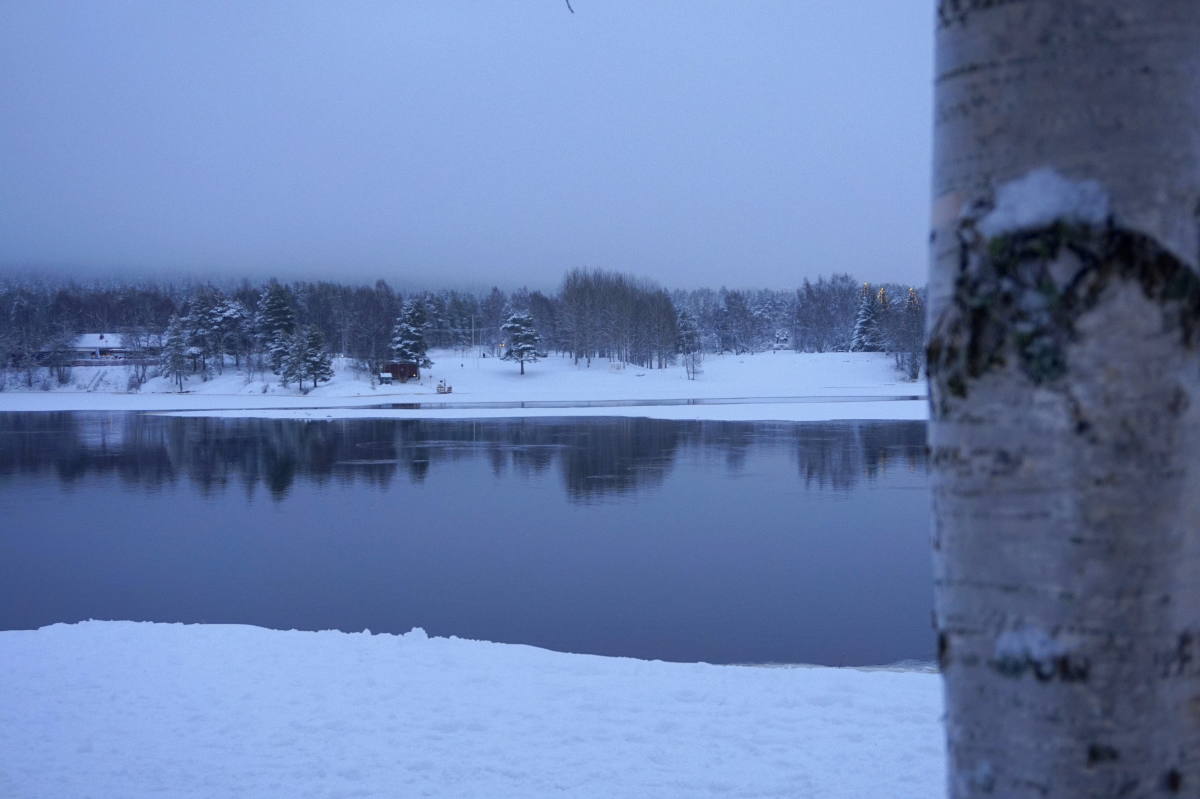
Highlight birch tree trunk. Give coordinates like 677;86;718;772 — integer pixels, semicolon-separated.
928;2;1200;796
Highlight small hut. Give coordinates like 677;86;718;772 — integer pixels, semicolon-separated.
70;333;131;360
382;361;420;383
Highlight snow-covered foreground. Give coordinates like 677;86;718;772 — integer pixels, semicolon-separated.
0;350;927;422
0;622;944;799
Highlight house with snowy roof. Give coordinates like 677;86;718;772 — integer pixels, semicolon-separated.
69;333;130;359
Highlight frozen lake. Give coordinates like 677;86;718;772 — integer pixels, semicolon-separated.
0;413;931;665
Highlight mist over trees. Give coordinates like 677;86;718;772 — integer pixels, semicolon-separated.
0;268;925;388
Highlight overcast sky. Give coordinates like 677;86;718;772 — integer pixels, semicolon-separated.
0;2;932;290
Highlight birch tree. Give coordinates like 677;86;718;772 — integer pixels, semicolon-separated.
677;309;702;380
927;2;1200;796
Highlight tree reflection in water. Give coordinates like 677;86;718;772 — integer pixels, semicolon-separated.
0;413;927;501
0;411;932;663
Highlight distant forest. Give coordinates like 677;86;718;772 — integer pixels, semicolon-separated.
0;269;925;387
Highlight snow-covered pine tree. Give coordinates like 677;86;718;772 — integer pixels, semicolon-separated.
676;308;702;380
214;298;250;367
182;289;221;377
391;301;433;368
161;316;190;392
255;284;295;375
499;312;542;375
849;283;882;352
421;293;449;348
300;326;333;389
278;331;306;390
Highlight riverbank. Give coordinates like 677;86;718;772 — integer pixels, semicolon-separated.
0;350;928;422
0;621;943;799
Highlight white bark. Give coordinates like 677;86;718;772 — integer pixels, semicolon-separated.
929;2;1200;797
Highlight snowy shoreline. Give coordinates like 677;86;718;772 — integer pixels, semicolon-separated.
0;350;929;422
0;621;944;798
154;398;928;423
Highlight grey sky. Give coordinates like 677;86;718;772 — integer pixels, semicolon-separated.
0;1;932;290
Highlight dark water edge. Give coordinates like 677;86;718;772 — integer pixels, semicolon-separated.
0;413;931;665
358;393;926;411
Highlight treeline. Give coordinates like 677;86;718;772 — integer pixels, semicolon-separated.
0;269;926;385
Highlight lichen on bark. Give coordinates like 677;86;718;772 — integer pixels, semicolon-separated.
927;219;1200;414
937;0;1028;29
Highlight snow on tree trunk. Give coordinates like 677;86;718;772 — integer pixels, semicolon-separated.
928;2;1200;796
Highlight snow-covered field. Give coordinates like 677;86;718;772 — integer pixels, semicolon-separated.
0;621;943;799
0;350;927;422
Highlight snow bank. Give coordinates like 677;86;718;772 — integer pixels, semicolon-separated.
0;351;927;422
0;621;944;799
977;168;1109;237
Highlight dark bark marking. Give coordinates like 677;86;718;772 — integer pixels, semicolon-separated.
1067;395;1096;438
1164;768;1183;793
937;0;1028;29
936;60;1000;83
987;448;1021;476
1087;743;1120;766
938;632;950;669
1158;631;1195;678
991;652;1090;683
1168;385;1190;416
927;222;1200;412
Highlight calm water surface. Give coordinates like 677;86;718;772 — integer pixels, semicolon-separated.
0;413;930;665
